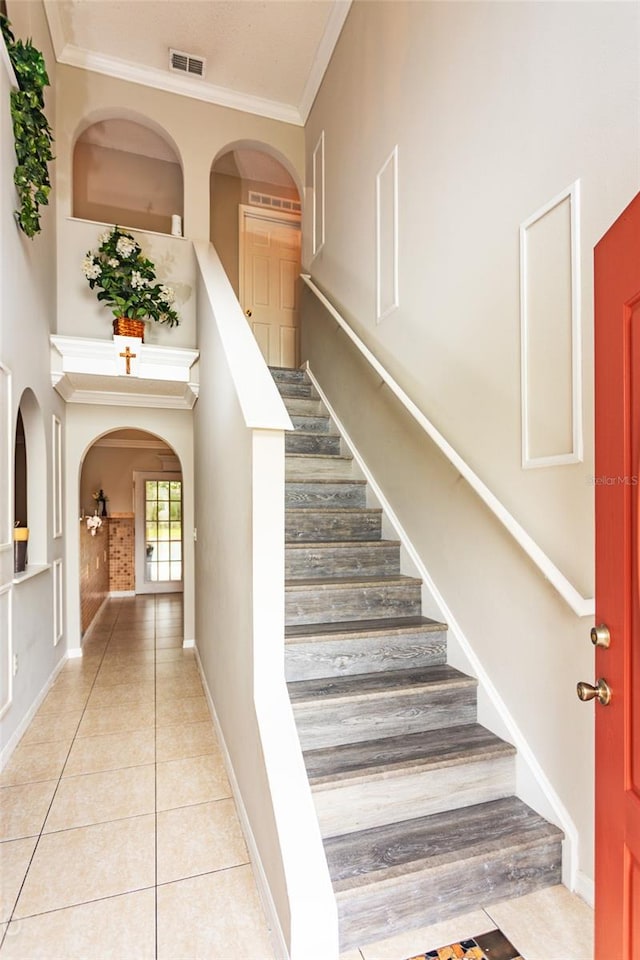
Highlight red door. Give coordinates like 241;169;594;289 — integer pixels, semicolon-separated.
594;191;640;958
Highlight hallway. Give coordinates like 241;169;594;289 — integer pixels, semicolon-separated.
0;595;275;958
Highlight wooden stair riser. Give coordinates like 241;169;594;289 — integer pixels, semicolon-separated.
275;382;316;398
285;455;356;481
285;628;446;681
293;684;477;749
290;415;333;434
285;481;367;509
286;433;341;455
270;367;307;384
285;580;422;625
286;543;400;581
313;755;515;837
335;840;562;951
285;509;382;543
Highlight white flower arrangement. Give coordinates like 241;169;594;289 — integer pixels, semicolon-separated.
86;515;102;536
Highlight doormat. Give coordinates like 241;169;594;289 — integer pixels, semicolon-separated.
406;927;523;960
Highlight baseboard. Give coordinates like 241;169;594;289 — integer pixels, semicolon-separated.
304;362;580;890
109;590;135;598
192;645;289;960
0;654;68;770
182;638;195;648
575;871;595;909
81;595;110;643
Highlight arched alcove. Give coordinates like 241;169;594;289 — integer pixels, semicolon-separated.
210;142;301;295
73;117;184;235
79;428;184;632
14;389;46;566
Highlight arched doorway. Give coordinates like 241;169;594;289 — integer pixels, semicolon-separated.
79;428;184;635
210;144;302;367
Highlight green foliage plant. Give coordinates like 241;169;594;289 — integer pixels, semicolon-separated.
83;226;180;326
1;14;54;238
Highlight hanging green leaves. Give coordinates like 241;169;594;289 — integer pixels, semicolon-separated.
1;14;54;238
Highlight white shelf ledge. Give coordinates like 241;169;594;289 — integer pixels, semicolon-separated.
13;564;51;585
50;335;200;409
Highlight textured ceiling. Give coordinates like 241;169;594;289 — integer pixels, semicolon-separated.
47;0;350;121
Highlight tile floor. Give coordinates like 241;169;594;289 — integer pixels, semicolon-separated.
0;594;276;959
0;595;595;960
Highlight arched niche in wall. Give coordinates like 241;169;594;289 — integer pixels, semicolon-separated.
210;141;302;295
73;117;184;236
14;389;47;565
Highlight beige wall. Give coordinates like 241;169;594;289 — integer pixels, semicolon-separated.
305;0;639;600
303;0;640;892
74;140;183;235
56;63;305;242
1;0;66;756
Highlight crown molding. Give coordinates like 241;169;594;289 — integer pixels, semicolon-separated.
298;0;351;123
93;438;172;450
56;43;303;126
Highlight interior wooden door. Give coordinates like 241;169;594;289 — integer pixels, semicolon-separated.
593;191;640;959
239;205;301;368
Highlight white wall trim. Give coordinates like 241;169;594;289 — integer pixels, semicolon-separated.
94;438;172;451
0;652;67;769
575;870;595;909
301;274;594;618
52;415;62;539
108;590;135;598
0;584;13;721
376;145;399;323
193;644;289;960
305;362;581;891
48;42;303;126
298;1;352;123
312;132;325;259
520;180;583;468
0;362;12;549
52;558;63;646
0;29;18;89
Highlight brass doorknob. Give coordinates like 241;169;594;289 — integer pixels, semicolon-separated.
590;624;610;648
245;308;253;317
577;678;612;706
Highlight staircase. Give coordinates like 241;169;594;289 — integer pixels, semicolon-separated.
271;366;563;951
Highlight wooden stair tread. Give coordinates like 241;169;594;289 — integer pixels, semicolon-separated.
325;796;564;891
286;574;421;589
286;506;381;515
285;615;445;640
286;540;400;551
288;664;476;703
286;477;366;486
305;723;516;785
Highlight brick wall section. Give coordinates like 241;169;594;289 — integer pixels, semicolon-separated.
109;515;135;592
80;519;110;633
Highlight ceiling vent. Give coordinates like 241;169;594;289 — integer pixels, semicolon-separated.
169;49;206;78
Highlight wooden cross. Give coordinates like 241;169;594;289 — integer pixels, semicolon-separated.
119;345;136;375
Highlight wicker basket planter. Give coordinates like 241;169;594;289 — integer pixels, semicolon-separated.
113;317;145;340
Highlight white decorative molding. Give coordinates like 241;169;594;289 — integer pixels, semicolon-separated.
52;558;63;646
50;336;200;409
95;438;172;451
299;1;352;123
0;363;11;549
52;416;62;539
312;132;325;259
301;274;595;617
51;43;302;126
0;585;12;721
0;653;68;771
575;871;595;909
376;145;399;323
520;181;583;468
305;362;581;890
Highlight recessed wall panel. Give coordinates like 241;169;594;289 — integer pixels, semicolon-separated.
0;364;11;549
52;415;62;539
520;183;582;467
376;146;399;323
312;132;325;257
53;558;63;645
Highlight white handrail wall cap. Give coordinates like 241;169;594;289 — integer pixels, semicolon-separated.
195;241;293;432
300;274;594;618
